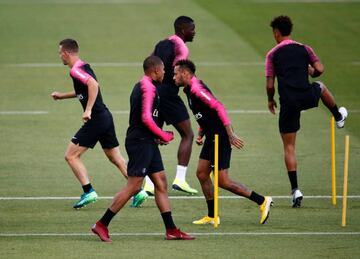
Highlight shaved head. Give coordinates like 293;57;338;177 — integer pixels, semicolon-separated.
143;55;164;73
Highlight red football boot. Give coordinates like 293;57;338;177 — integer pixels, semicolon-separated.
165;228;195;240
91;221;112;243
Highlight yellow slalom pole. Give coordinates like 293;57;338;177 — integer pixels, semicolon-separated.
214;134;219;228
331;117;336;206
341;135;350;227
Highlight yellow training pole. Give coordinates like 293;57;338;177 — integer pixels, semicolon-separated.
214;134;219;228
331;117;336;206
341;135;350;227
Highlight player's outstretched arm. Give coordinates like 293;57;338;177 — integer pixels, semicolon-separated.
51;91;76;100
225;125;244;149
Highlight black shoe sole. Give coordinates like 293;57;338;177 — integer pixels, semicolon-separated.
292;196;303;208
172;184;196;195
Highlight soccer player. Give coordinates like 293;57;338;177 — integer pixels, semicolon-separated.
173;59;273;225
51;39;148;209
265;16;348;207
143;16;197;195
91;56;195;242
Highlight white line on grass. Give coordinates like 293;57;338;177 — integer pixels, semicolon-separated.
5;62;263;68
5;61;360;67
0;0;161;4
0;232;359;237
0;111;49;115
0;195;359;200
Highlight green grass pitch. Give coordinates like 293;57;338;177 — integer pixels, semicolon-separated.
0;0;359;258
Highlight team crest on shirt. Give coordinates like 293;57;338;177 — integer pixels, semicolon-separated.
194;112;202;120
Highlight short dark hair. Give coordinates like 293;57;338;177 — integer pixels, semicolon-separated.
270;16;293;36
143;55;163;72
174;16;194;31
59;38;79;53
175;59;196;74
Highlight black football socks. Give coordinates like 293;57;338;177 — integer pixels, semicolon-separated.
330;105;342;121
82;183;93;193
100;208;116;227
161;211;177;229
249;191;265;205
207;199;215;217
288;171;298;192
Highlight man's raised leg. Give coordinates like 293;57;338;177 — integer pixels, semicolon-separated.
318;82;348;128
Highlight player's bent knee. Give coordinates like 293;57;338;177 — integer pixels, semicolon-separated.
107;155;117;164
64;153;75;163
316;81;326;92
175;120;194;139
157;181;168;192
196;171;208;182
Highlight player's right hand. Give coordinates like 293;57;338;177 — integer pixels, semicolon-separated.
156;139;169;145
82;110;92;122
51;91;61;100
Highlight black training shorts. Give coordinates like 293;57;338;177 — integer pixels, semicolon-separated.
125;139;164;177
71;111;119;149
279;82;322;133
200;133;232;170
158;83;190;125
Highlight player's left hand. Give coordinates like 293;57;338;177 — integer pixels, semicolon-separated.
268;100;277;114
82;110;91;122
229;133;244;149
308;65;315;77
195;135;204;145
